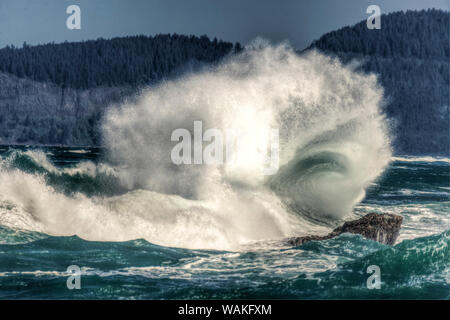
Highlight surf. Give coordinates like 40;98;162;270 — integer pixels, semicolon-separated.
0;42;391;250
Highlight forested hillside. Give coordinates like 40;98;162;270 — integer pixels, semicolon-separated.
0;34;241;89
307;9;449;155
0;10;448;155
0;34;240;146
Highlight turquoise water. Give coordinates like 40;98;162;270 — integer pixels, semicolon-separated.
0;146;448;299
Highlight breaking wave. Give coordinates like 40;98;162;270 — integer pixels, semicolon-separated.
0;42;391;250
391;156;450;163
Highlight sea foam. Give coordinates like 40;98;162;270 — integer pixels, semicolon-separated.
0;42;391;250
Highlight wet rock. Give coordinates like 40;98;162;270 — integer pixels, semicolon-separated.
287;213;403;246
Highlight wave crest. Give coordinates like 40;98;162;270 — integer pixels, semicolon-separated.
0;42;391;249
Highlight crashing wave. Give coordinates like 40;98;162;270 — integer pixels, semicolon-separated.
0;42;391;250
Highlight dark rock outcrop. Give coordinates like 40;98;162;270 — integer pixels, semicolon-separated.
287;213;403;246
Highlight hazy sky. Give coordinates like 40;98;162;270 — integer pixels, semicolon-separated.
0;0;448;50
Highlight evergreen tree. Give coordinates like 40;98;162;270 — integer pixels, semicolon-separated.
307;9;449;155
0;34;240;89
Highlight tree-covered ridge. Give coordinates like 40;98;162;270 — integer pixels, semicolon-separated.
307;9;449;155
0;34;242;89
309;9;449;61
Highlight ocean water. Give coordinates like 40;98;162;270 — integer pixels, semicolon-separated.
0;45;448;299
0;146;448;299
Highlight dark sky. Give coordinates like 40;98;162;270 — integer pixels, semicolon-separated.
0;0;448;50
